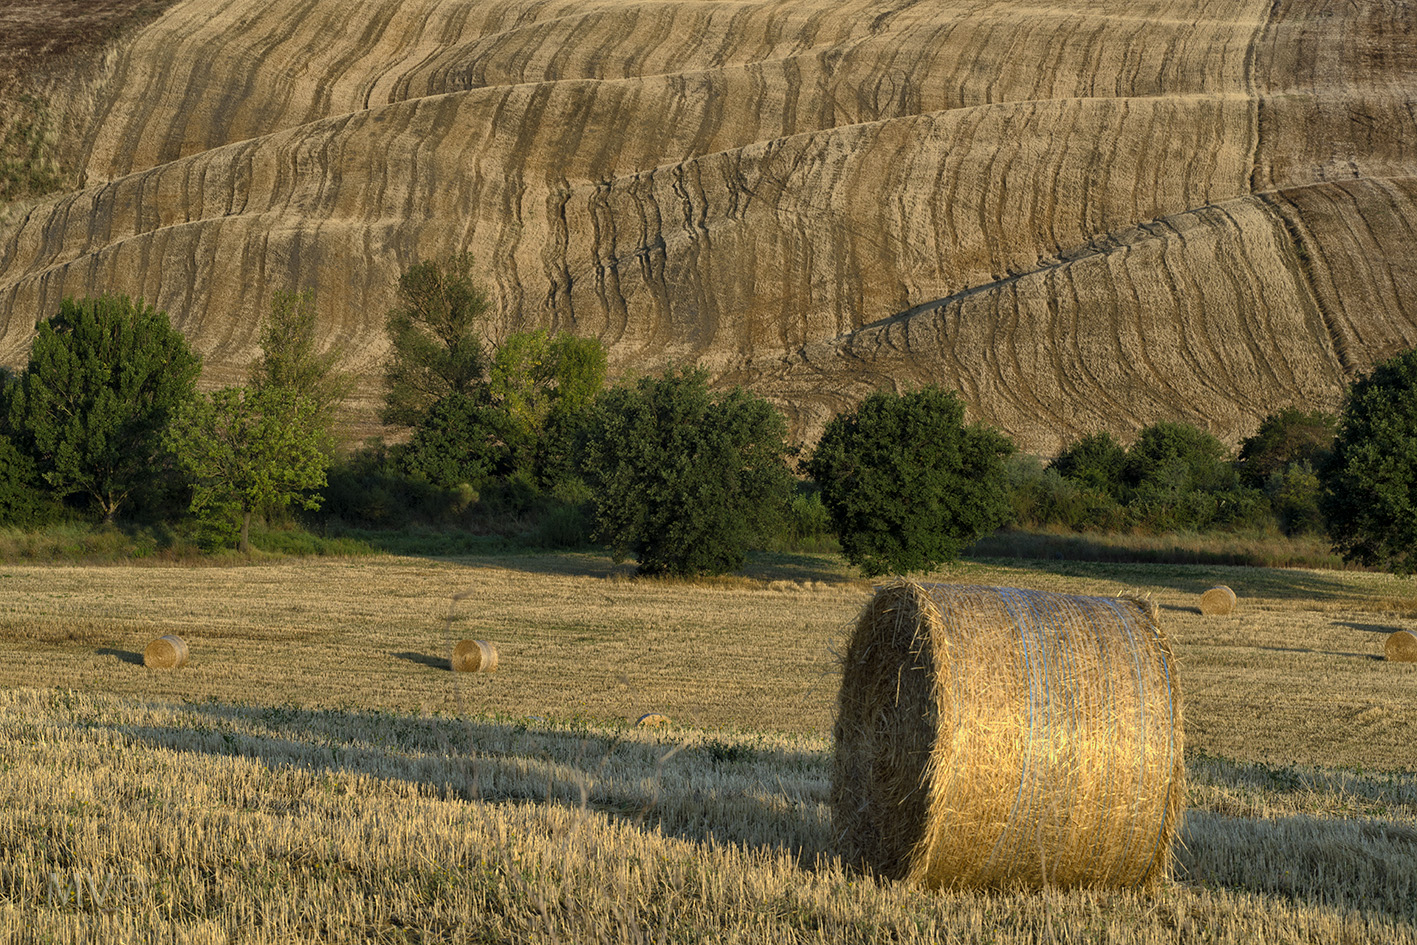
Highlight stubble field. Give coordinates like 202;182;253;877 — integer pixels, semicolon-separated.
1;551;1415;942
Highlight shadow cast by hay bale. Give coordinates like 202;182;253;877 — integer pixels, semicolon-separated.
1338;621;1407;635
392;651;450;671
96;647;145;666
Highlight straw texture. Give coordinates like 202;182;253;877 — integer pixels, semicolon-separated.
833;582;1184;891
1384;630;1417;663
452;640;498;673
1199;586;1237;616
143;635;189;669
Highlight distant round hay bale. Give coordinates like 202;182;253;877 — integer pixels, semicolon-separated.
1385;630;1417;662
143;635;188;669
636;713;671;728
1199;586;1237;615
451;640;498;673
833;581;1184;891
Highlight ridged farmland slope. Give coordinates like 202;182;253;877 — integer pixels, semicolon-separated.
1;0;1414;449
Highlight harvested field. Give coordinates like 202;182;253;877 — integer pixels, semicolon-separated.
0;553;1415;940
1;0;1414;447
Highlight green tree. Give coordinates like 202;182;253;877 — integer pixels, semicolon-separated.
489;329;608;475
249;289;352;430
381;253;493;428
1122;421;1235;495
7;294;200;523
579;366;794;576
1049;431;1127;497
399;391;517;490
165;387;330;552
1319;350;1417;573
1236;407;1337;488
806;386;1015;577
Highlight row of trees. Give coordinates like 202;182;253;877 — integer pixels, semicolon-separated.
2;254;1415;578
0;291;339;551
1010;409;1337;537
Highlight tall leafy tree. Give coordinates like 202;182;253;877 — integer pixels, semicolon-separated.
806;386;1015;576
249;289;352;430
489;329;608;474
7;294;200;523
579;366;794;576
165;387;329;552
381;253;493;428
1320;349;1417;574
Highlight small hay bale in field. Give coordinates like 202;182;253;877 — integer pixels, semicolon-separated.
1199;585;1237;615
143;635;188;669
636;713;671;728
833;582;1184;891
452;640;498;673
1385;630;1417;662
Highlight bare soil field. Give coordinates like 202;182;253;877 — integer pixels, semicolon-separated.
1;0;1414;448
1;553;1414;941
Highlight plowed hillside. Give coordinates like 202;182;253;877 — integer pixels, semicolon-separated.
1;0;1414;450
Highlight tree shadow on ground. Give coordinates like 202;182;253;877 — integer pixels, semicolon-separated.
411;547;861;586
96;647;145;666
106;698;1417;920
968;550;1403;603
115;697;835;869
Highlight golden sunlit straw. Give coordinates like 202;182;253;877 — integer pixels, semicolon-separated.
452;639;498;673
832;581;1184;891
1383;630;1417;662
1199;586;1237;616
143;634;189;669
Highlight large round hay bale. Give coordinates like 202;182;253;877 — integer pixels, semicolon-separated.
451;639;498;673
143;634;188;669
833;581;1184;891
1199;586;1237;616
1385;630;1417;662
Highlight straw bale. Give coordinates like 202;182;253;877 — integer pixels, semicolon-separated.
1199;586;1237;615
1384;630;1417;662
143;634;189;669
452;639;498;673
833;581;1184;891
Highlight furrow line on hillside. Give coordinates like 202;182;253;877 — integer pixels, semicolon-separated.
735;186;1402;450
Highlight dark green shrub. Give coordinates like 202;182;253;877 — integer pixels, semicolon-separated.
1049;431;1127;498
1122;421;1236;495
322;443;474;529
1266;462;1324;535
0;433;60;527
806;386;1014;576
1237;407;1337;488
1007;454;1126;532
579;366;794;576
1320;349;1417;573
400;392;520;490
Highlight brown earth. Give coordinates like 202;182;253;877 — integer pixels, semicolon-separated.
0;0;1414;450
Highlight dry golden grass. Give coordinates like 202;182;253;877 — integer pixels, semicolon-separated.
0;552;1415;941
